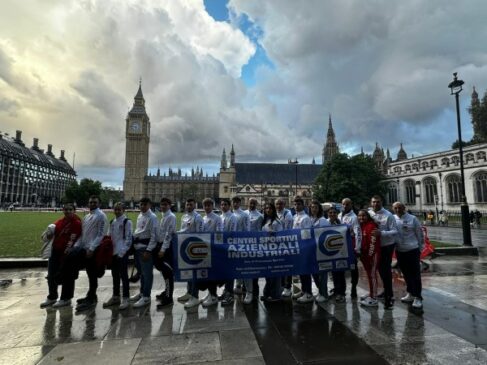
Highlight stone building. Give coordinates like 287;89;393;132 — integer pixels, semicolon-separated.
122;84;338;207
0;130;76;206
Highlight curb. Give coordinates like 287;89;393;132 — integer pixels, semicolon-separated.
434;246;479;256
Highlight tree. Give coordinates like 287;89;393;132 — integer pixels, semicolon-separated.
313;153;387;208
63;178;102;207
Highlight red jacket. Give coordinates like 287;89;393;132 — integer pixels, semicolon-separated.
53;215;82;252
360;221;381;258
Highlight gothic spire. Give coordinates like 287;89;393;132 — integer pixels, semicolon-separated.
221;148;227;170
322;114;339;164
230;144;235;167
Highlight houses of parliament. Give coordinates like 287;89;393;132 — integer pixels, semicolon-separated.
123;83;487;212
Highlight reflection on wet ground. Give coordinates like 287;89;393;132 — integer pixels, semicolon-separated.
0;255;486;364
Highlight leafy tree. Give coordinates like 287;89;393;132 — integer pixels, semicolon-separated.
63;178;102;207
451;139;475;149
313;153;387;208
100;187;123;208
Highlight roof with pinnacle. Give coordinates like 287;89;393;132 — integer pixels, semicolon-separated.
128;84;149;118
235;163;321;185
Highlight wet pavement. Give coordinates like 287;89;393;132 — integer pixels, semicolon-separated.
0;255;487;364
426;225;487;247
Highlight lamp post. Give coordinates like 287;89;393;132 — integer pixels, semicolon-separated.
448;72;472;246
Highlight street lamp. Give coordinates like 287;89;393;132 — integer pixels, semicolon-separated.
448;72;472;246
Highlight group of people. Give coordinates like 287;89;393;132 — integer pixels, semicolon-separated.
40;193;425;312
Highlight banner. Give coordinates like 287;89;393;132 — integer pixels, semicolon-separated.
174;225;355;281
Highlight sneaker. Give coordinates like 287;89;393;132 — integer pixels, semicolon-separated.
184;296;201;308
156;291;167;301
351;287;357;299
412;298;423;309
292;291;303;299
335;294;346;303
129;293;142;302
281;288;292;297
234;285;243;294
119;298;129;310
221;292;234;306
243;293;253;304
52;299;71;308
157;296;174;308
202;295;218;308
315;294;328;303
360;297;378;307
76;295;97;304
177;292;192;303
103;296;121;308
384;298;394;310
76;299;96;311
401;293;414;303
360;293;369;301
377;292;385;299
40;298;57;308
297;293;314;304
133;296;151;308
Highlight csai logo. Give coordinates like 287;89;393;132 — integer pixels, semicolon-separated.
316;229;344;258
180;237;208;265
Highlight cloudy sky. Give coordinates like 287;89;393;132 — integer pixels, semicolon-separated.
1;0;487;187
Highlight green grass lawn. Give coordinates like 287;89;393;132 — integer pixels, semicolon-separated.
429;240;461;248
0;211;182;258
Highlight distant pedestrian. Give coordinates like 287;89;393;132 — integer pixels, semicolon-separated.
276;198;294;298
474;210;482;228
309;200;330;303
40;204;82;309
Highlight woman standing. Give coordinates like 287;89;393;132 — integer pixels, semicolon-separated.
357;209;381;307
261;202;283;302
40;203;82;308
309;200;330;303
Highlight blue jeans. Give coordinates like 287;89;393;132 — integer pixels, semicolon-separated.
136;249;153;298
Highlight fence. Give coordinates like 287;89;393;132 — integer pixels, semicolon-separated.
409;209;487;229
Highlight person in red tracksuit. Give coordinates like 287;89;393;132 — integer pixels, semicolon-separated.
358;209;381;307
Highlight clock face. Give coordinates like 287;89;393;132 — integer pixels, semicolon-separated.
130;121;141;133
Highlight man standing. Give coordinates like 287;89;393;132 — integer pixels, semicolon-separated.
155;197;177;308
392;202;424;310
176;198;204;303
368;195;398;309
243;198;263;304
276;198;294;297
220;198;238;305
292;197;314;304
231;196;250;295
188;198;223;308
74;196;108;311
130;197;159;308
337;198;362;300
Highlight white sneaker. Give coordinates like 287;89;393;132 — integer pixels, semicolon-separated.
133;296;151;308
243;293;253;304
119;298;129;310
315;294;328;303
401;293;414;303
292;291;303;299
412;298;423;309
281;288;292;297
360;294;369;301
202;295;218;307
129;293;141;302
297;293;314;303
52;299;71;308
360;297;378;307
184;296;200;308
40;298;56;308
177;292;191;302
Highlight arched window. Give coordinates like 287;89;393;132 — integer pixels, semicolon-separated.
423;177;437;205
474;172;487;203
405;165;411;172
466;153;475;164
451;156;459;166
421;161;429;170
404;179;415;205
394;166;402;173
387;182;398;205
430;160;438;169
412;163;419;171
441;158;449;167
446;174;461;203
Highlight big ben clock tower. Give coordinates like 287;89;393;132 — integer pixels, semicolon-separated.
123;81;150;202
